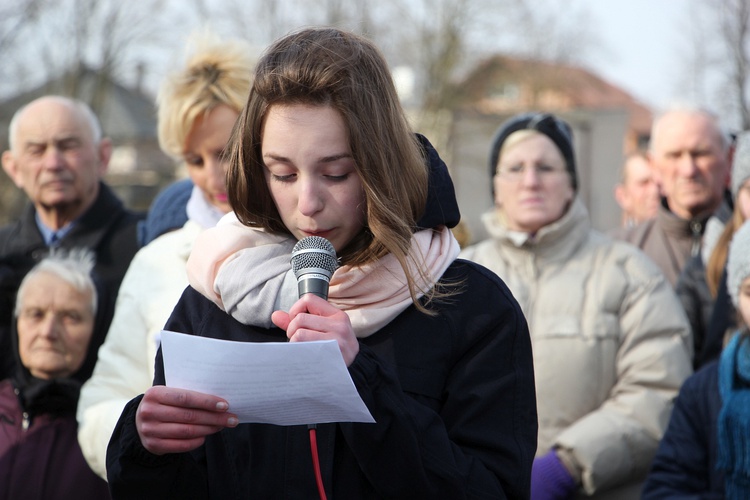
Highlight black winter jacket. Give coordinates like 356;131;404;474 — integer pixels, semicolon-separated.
641;361;724;499
106;260;538;499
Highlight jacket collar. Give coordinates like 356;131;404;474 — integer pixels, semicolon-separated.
7;182;126;254
656;197;711;238
482;196;590;262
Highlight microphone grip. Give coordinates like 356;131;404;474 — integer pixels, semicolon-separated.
297;275;329;300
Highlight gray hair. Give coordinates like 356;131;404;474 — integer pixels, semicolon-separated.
649;103;731;154
15;248;98;317
8;96;104;153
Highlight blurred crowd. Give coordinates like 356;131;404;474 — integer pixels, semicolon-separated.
0;26;747;500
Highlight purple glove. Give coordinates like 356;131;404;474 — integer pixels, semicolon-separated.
530;450;577;500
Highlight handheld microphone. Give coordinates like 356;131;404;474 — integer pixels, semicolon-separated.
290;236;338;300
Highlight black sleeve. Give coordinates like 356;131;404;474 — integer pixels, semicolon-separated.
339;262;537;499
641;364;723;499
106;287;210;499
674;256;706;367
699;267;736;367
106;395;209;500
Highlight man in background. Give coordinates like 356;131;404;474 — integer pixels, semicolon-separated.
614;151;660;227
0;95;142;381
613;106;732;287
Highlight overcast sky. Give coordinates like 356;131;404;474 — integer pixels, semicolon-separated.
576;0;720;115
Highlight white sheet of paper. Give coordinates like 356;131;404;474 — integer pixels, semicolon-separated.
160;330;375;426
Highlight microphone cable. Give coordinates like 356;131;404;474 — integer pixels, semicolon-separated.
292;236;336;500
308;424;328;500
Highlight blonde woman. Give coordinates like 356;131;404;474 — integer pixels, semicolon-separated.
76;35;254;480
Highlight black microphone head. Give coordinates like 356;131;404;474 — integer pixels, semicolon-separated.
291;236;338;299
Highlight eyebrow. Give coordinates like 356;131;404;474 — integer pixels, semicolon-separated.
24;135;82;147
263;152;353;164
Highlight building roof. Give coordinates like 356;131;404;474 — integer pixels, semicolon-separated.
457;54;652;136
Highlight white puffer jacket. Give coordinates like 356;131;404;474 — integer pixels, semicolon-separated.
76;220;202;479
460;198;693;499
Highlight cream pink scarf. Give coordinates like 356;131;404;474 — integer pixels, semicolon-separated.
186;213;460;338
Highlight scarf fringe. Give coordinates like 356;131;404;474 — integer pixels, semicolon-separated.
718;333;750;498
718;403;750;476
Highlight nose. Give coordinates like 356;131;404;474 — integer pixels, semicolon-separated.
675;152;699;178
519;165;542;187
205;157;227;192
38;314;61;340
297;177;324;216
42;146;64;170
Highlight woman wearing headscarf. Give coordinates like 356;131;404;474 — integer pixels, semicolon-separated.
0;249;110;499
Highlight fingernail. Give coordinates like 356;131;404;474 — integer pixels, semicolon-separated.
216;402;228;411
227;417;239;427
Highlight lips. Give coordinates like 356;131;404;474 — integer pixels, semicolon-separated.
519;197;544;205
41;178;73;188
301;229;332;238
215;193;228;203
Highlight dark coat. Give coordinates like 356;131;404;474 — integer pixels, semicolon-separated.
0;379;111;500
612;199;708;287
0;183;142;381
699;267;736;367
641;361;724;499
106;260;538;499
612;193;732;288
675;254;715;367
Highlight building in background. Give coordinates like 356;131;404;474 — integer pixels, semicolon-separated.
434;55;653;244
0;55;652;240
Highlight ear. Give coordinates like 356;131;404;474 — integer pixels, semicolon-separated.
646;152;664;186
96;137;113;176
1;150;23;188
493;175;503;208
614;184;627;209
564;182;575;204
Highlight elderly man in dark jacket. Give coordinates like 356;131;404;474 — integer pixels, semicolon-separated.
0;95;143;381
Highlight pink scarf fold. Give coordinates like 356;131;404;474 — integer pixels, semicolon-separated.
186;213;460;337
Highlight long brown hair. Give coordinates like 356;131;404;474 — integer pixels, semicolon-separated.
226;27;434;308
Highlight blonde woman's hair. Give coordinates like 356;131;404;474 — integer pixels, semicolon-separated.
157;35;255;159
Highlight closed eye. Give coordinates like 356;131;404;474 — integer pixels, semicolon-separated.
271;173;296;182
184;155;204;167
324;174;349;181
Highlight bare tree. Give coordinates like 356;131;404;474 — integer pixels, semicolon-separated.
2;0;182;110
0;0;48;98
719;0;750;129
496;0;600;64
0;0;45;54
682;0;750;130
